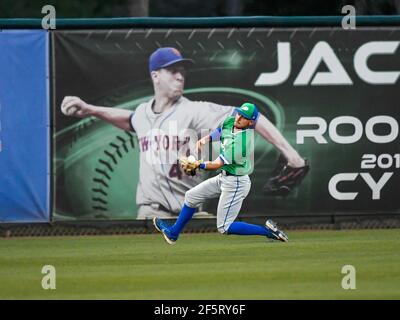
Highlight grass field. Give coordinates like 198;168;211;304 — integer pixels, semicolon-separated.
0;229;399;299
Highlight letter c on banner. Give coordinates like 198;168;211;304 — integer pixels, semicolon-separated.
328;173;358;200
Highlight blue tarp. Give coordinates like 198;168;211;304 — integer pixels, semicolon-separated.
0;30;50;222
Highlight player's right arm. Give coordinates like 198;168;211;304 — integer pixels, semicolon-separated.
61;96;134;132
196;127;222;152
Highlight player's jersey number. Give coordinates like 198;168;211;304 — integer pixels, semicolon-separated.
169;163;183;180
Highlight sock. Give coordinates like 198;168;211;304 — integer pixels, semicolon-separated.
169;204;197;236
227;221;275;238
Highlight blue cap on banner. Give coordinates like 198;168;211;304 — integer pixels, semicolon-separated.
149;47;194;72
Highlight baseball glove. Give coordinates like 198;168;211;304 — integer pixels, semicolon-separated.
263;154;310;196
179;156;201;176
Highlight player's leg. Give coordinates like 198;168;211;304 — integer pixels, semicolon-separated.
169;174;222;235
154;174;221;244
216;175;251;233
227;220;289;242
216;175;288;241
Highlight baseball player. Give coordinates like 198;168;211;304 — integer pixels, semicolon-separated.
61;47;305;220
153;102;289;244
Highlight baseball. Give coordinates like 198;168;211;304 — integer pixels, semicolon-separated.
187;155;196;163
61;104;78;116
66;106;78;116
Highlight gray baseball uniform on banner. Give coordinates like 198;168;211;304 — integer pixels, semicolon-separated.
130;96;232;219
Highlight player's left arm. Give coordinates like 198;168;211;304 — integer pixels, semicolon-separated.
255;114;305;168
199;156;224;171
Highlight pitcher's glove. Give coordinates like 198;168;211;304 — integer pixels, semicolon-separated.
263;155;310;196
179;156;202;176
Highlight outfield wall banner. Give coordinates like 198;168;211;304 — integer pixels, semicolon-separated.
53;27;400;221
0;30;50;222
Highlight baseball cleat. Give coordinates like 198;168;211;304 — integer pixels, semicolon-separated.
153;217;178;245
265;219;289;242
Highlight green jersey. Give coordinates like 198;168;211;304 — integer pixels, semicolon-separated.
219;117;254;176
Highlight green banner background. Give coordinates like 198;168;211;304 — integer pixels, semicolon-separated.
53;27;400;220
